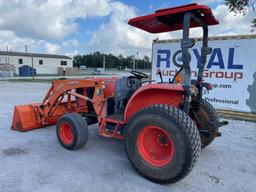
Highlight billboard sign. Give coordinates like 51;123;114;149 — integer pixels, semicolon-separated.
152;36;256;113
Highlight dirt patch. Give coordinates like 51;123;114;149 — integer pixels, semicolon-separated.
2;147;28;156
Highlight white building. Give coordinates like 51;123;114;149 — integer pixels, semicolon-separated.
0;51;73;75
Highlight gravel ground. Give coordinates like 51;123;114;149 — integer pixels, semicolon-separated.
0;82;255;192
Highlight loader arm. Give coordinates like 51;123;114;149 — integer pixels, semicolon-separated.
38;79;96;124
12;79;98;131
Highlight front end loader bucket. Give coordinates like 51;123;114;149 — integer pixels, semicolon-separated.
12;104;41;132
12;101;75;132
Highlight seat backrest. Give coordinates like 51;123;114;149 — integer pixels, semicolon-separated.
114;77;135;113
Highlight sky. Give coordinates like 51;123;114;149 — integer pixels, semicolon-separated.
0;0;254;58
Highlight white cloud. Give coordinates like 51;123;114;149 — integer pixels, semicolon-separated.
62;39;79;47
0;0;111;40
89;2;254;57
89;1;173;57
194;0;222;5
0;1;254;57
189;4;253;37
211;4;253;35
44;42;60;54
0;30;40;52
165;3;253;39
0;0;111;54
65;50;80;57
0;30;61;54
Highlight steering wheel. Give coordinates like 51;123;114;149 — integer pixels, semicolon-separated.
130;70;148;80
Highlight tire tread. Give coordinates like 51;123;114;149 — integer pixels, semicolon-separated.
125;104;201;184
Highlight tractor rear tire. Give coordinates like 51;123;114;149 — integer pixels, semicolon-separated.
56;113;88;150
125;105;201;184
191;99;219;148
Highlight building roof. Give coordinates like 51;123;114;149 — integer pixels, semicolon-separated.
0;51;72;60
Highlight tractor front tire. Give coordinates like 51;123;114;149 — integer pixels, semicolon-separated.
56;113;88;150
125;105;201;184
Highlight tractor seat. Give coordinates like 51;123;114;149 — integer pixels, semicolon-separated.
114;77;136;113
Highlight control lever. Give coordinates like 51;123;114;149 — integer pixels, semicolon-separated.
157;70;163;83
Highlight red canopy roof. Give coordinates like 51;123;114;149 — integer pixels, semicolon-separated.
128;3;219;33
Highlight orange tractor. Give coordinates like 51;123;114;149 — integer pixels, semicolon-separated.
12;4;228;184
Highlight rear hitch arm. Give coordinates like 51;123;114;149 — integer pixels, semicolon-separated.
199;129;222;138
209;120;229;129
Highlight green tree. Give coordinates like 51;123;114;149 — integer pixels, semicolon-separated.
73;55;83;67
225;0;256;30
143;55;151;69
72;52;152;69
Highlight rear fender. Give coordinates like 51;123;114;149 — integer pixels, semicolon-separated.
124;84;184;123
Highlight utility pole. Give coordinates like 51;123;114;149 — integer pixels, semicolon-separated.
136;52;139;70
26;45;34;80
103;54;106;70
31;54;34;80
133;55;135;70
